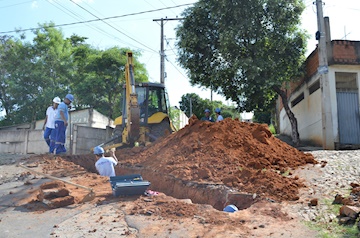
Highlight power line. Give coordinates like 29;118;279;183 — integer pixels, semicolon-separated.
165;38;187;77
0;3;193;35
45;0;133;48
70;0;157;53
159;0;178;16
0;0;33;9
72;0;156;52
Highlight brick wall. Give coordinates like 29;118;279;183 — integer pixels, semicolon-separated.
332;40;360;64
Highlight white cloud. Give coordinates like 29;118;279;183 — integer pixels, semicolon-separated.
31;1;38;9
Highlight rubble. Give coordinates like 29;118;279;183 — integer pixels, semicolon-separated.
331;182;360;229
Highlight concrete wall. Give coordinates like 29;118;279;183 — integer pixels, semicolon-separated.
0;125;111;155
72;125;112;154
91;109;113;129
0;130;48;154
34;108;114;130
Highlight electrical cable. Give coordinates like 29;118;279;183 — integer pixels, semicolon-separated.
70;0;157;53
1;2;194;52
0;0;34;9
44;0;133;48
70;0;151;52
165;56;187;79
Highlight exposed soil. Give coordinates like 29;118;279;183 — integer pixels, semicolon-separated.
115;117;316;201
31;117;317;205
0;118;323;237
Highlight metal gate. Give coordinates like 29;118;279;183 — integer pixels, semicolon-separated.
336;91;360;145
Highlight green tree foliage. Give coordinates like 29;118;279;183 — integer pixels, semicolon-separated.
179;93;237;120
0;24;149;126
71;46;148;119
168;107;181;130
176;0;308;145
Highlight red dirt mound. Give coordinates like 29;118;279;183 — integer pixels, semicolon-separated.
116;117;317;201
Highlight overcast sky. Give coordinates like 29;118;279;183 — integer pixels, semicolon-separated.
1;0;359;108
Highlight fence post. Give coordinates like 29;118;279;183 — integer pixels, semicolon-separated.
24;130;29;154
72;124;78;155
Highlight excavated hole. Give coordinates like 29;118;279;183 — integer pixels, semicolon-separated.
62;155;257;211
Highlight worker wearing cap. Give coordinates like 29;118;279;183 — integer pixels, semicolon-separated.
215;108;224;122
54;94;74;154
201;108;214;122
94;146;118;177
43;97;61;153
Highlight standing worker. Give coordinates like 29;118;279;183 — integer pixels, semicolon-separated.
43;97;61;153
54;94;74;154
94;146;118;177
201;109;214;122
215;108;224;122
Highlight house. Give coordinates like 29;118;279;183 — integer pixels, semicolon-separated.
277;18;360;149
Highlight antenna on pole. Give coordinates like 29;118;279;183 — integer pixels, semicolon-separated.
342;26;351;40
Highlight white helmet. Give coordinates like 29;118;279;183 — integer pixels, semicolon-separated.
53;97;61;104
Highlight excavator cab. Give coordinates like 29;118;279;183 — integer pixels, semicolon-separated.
112;83;173;147
122;83;169;124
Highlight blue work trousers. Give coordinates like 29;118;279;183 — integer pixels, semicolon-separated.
44;127;56;153
54;121;67;154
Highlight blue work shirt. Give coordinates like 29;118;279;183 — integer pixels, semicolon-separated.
55;102;69;122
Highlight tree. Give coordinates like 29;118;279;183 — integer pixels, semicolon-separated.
179;93;237;120
168;107;181;130
0;23;150;127
176;0;308;145
0;35;17;121
179;93;209;119
71;46;148;120
0;24;74;126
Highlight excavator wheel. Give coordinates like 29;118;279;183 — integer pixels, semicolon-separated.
149;119;172;142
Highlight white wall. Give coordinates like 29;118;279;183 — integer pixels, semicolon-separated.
178;110;189;129
279;76;323;146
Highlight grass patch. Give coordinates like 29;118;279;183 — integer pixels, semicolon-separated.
304;198;359;238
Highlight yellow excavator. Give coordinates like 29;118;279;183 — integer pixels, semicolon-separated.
100;52;175;150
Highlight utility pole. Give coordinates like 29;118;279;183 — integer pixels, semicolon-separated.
189;97;193;116
316;0;334;149
153;17;184;85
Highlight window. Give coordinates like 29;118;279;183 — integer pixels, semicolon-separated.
335;72;357;91
309;80;320;95
291;93;304;107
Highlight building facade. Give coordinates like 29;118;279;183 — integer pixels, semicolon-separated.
278;38;360;149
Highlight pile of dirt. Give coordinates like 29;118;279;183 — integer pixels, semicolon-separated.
116;117;317;201
129;193;246;225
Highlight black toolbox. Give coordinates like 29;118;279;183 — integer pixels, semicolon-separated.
109;174;150;197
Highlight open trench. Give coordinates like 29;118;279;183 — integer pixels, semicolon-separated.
62;155;257;211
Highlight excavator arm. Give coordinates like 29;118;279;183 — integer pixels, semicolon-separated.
125;52;140;145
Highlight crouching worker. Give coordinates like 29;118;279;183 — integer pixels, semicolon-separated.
94;146;118;177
